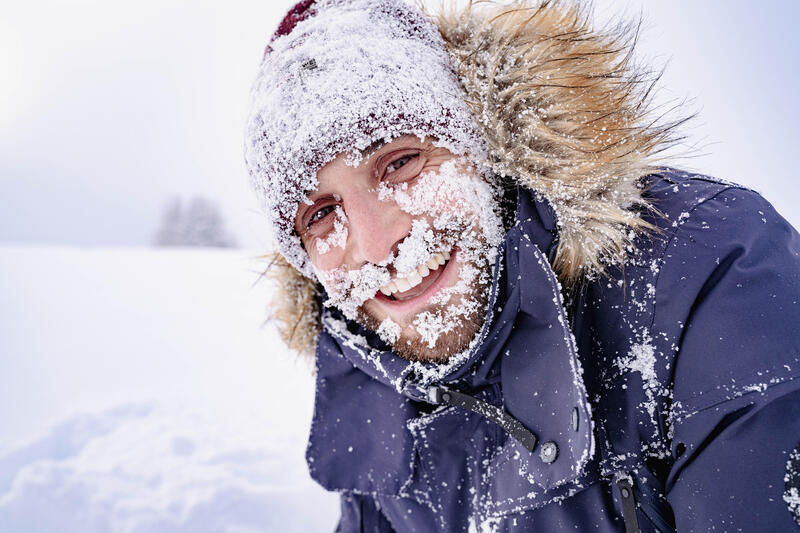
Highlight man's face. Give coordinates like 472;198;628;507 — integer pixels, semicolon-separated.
294;136;503;362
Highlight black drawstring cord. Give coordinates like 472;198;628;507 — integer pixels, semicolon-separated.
427;386;538;452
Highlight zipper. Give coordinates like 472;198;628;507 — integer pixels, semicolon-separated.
616;474;676;533
616;476;641;533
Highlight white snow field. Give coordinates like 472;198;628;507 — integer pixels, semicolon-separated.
0;245;339;532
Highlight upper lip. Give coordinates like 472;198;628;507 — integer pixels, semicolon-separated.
379;250;451;298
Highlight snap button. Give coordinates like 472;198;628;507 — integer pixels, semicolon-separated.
571;407;579;432
540;441;558;463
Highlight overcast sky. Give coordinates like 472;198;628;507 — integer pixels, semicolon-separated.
1;1;798;249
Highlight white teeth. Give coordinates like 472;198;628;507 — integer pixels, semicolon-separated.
395;277;411;292
378;250;452;297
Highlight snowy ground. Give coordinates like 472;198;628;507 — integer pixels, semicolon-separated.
0;245;339;532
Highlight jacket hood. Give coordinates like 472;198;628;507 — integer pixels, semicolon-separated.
265;0;686;357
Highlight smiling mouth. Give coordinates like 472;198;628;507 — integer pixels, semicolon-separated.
378;249;452;302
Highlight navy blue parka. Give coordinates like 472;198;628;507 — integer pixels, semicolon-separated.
306;170;800;531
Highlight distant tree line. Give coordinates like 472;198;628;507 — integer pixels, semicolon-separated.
154;196;237;248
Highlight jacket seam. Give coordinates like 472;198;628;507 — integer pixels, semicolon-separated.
647;183;740;335
672;369;800;421
641;183;738;447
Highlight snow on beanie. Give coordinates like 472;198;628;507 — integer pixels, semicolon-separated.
244;0;485;279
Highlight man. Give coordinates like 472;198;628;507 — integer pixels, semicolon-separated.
245;1;800;531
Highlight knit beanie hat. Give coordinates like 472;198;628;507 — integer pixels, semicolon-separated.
244;0;485;279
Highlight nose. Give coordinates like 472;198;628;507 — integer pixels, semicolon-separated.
343;191;411;269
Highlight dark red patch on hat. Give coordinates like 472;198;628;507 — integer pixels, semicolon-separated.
264;0;317;57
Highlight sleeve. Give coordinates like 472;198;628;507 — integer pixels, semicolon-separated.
663;187;800;531
335;493;397;533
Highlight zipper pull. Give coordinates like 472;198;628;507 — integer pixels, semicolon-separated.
616;476;641;533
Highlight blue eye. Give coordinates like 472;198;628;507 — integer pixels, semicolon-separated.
386;154;416;174
308;205;335;227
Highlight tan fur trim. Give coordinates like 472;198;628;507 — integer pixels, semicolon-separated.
431;0;687;282
265;0;689;358
259;251;320;359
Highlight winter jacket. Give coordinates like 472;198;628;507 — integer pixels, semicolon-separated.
260;3;800;531
307;170;800;532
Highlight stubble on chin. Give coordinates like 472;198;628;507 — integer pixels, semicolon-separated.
357;277;490;363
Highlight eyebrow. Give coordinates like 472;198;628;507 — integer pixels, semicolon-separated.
358;136;425;163
359;138;387;161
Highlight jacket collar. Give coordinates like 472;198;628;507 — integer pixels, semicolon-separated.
318;186;559;397
307;187;595;498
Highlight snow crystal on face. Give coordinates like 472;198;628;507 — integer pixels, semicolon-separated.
431;258;480;307
377;180;402;202
315;206;348;255
394;219;438;276
404;254;487;350
317;262;391;321
244;0;486;278
377;317;402;345
316;215;443;320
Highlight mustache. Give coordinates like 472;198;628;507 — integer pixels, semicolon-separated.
319;224;464;318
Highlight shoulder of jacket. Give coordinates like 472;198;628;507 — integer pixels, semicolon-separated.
640;169;783;247
648;172;800;418
644;169;756;216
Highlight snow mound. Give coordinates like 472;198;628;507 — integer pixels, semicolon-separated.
0;401;333;533
0;245;338;532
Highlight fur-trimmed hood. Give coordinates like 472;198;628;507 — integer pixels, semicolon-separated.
264;0;686;356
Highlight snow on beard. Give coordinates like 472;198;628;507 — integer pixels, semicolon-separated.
315;157;504;362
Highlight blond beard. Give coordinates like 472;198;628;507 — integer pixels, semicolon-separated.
356;259;492;363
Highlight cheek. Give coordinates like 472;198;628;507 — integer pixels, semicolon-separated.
411;188;479;233
403;171;481;222
435;196;475;219
307;243;345;275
